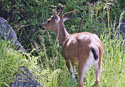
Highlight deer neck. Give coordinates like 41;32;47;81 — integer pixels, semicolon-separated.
55;23;69;45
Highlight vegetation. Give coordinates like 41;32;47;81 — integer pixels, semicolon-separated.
0;41;39;87
0;0;124;87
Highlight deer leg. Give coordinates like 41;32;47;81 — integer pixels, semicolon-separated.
94;59;102;87
73;65;78;79
66;60;76;79
78;61;87;87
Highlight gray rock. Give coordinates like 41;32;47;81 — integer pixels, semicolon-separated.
120;22;125;39
10;66;43;87
0;17;26;52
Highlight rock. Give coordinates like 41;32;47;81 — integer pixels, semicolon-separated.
0;17;26;52
10;66;43;87
120;22;125;39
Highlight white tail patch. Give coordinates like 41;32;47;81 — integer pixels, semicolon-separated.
81;51;95;82
84;51;94;71
89;43;99;63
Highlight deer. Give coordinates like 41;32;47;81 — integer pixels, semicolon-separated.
40;3;104;87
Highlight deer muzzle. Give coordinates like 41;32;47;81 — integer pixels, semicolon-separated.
39;25;44;30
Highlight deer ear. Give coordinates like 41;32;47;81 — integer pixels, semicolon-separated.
63;11;74;22
54;15;60;23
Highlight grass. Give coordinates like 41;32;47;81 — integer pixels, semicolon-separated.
0;0;125;87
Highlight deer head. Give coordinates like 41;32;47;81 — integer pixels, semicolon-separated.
40;4;74;32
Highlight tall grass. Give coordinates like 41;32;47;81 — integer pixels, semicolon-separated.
0;0;124;87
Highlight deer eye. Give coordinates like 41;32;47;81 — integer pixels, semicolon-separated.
47;20;50;23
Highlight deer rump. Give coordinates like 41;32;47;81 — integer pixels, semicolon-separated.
62;32;100;65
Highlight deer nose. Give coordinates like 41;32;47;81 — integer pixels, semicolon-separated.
40;25;44;30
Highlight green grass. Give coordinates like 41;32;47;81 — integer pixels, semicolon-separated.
0;0;125;87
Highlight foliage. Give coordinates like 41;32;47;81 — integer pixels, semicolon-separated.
0;40;40;87
0;0;124;87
